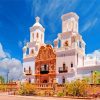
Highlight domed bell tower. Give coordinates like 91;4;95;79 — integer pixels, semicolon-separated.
30;16;45;47
61;12;79;33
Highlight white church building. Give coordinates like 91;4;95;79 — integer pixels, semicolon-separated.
22;12;100;84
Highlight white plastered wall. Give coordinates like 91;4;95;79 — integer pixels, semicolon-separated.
56;53;76;83
23;60;35;83
30;29;44;44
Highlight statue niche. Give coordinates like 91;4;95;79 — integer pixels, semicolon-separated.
35;45;56;62
64;40;68;47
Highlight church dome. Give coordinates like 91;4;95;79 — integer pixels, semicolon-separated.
33;16;43;28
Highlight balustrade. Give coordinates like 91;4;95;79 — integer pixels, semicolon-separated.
25;70;32;75
35;83;54;88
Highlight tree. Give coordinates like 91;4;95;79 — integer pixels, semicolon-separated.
0;76;5;84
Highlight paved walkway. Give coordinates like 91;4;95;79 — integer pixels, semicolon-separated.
0;93;99;100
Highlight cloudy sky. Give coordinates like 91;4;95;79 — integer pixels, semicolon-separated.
0;0;100;81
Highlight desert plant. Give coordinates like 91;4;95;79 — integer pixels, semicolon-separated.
18;83;35;95
65;79;89;97
57;91;64;97
0;84;7;92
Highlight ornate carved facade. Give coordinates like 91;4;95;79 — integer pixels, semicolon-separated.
35;45;56;83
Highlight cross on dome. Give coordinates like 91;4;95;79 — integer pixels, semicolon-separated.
35;16;40;22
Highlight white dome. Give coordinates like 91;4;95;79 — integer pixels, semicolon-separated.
33;16;43;28
33;22;43;27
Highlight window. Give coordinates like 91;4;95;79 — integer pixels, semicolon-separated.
62;76;65;84
37;33;39;38
79;41;82;48
24;68;26;72
40;64;49;74
32;33;34;39
26;48;29;55
83;56;84;66
41;65;48;71
77;53;78;65
29;78;31;83
71;62;73;68
29;66;31;73
41;34;42;41
63;63;66;70
31;49;34;54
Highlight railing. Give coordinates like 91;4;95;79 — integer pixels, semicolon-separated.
59;67;68;73
25;70;32;75
40;70;49;74
34;83;54;88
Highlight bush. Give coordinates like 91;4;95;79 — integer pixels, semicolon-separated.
65;80;89;97
57;92;64;97
0;84;7;92
18;83;35;95
38;90;46;96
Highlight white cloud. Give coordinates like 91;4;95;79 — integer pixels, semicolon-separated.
18;38;28;48
0;43;23;81
81;21;91;33
92;49;100;58
0;43;6;59
86;49;100;60
18;41;23;48
28;0;79;32
23;38;28;45
81;18;98;33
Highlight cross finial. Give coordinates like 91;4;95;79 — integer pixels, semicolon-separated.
35;16;40;22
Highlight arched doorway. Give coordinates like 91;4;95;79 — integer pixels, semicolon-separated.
43;80;48;83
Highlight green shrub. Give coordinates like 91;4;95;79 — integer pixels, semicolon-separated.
65;80;89;97
18;83;35;95
57;92;64;97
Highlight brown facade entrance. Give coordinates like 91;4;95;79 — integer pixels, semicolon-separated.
43;80;48;83
35;45;56;84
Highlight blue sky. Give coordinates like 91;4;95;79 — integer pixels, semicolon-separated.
0;0;100;81
0;0;100;62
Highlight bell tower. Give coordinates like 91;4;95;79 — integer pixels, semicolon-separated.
30;16;45;46
61;12;79;33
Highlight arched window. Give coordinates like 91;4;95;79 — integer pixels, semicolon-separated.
77;53;78;65
62;76;65;84
83;56;84;66
31;49;34;54
63;63;66;70
26;48;29;55
24;68;26;72
71;62;73;68
37;33;39;38
58;39;61;47
29;66;31;73
32;33;34;39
